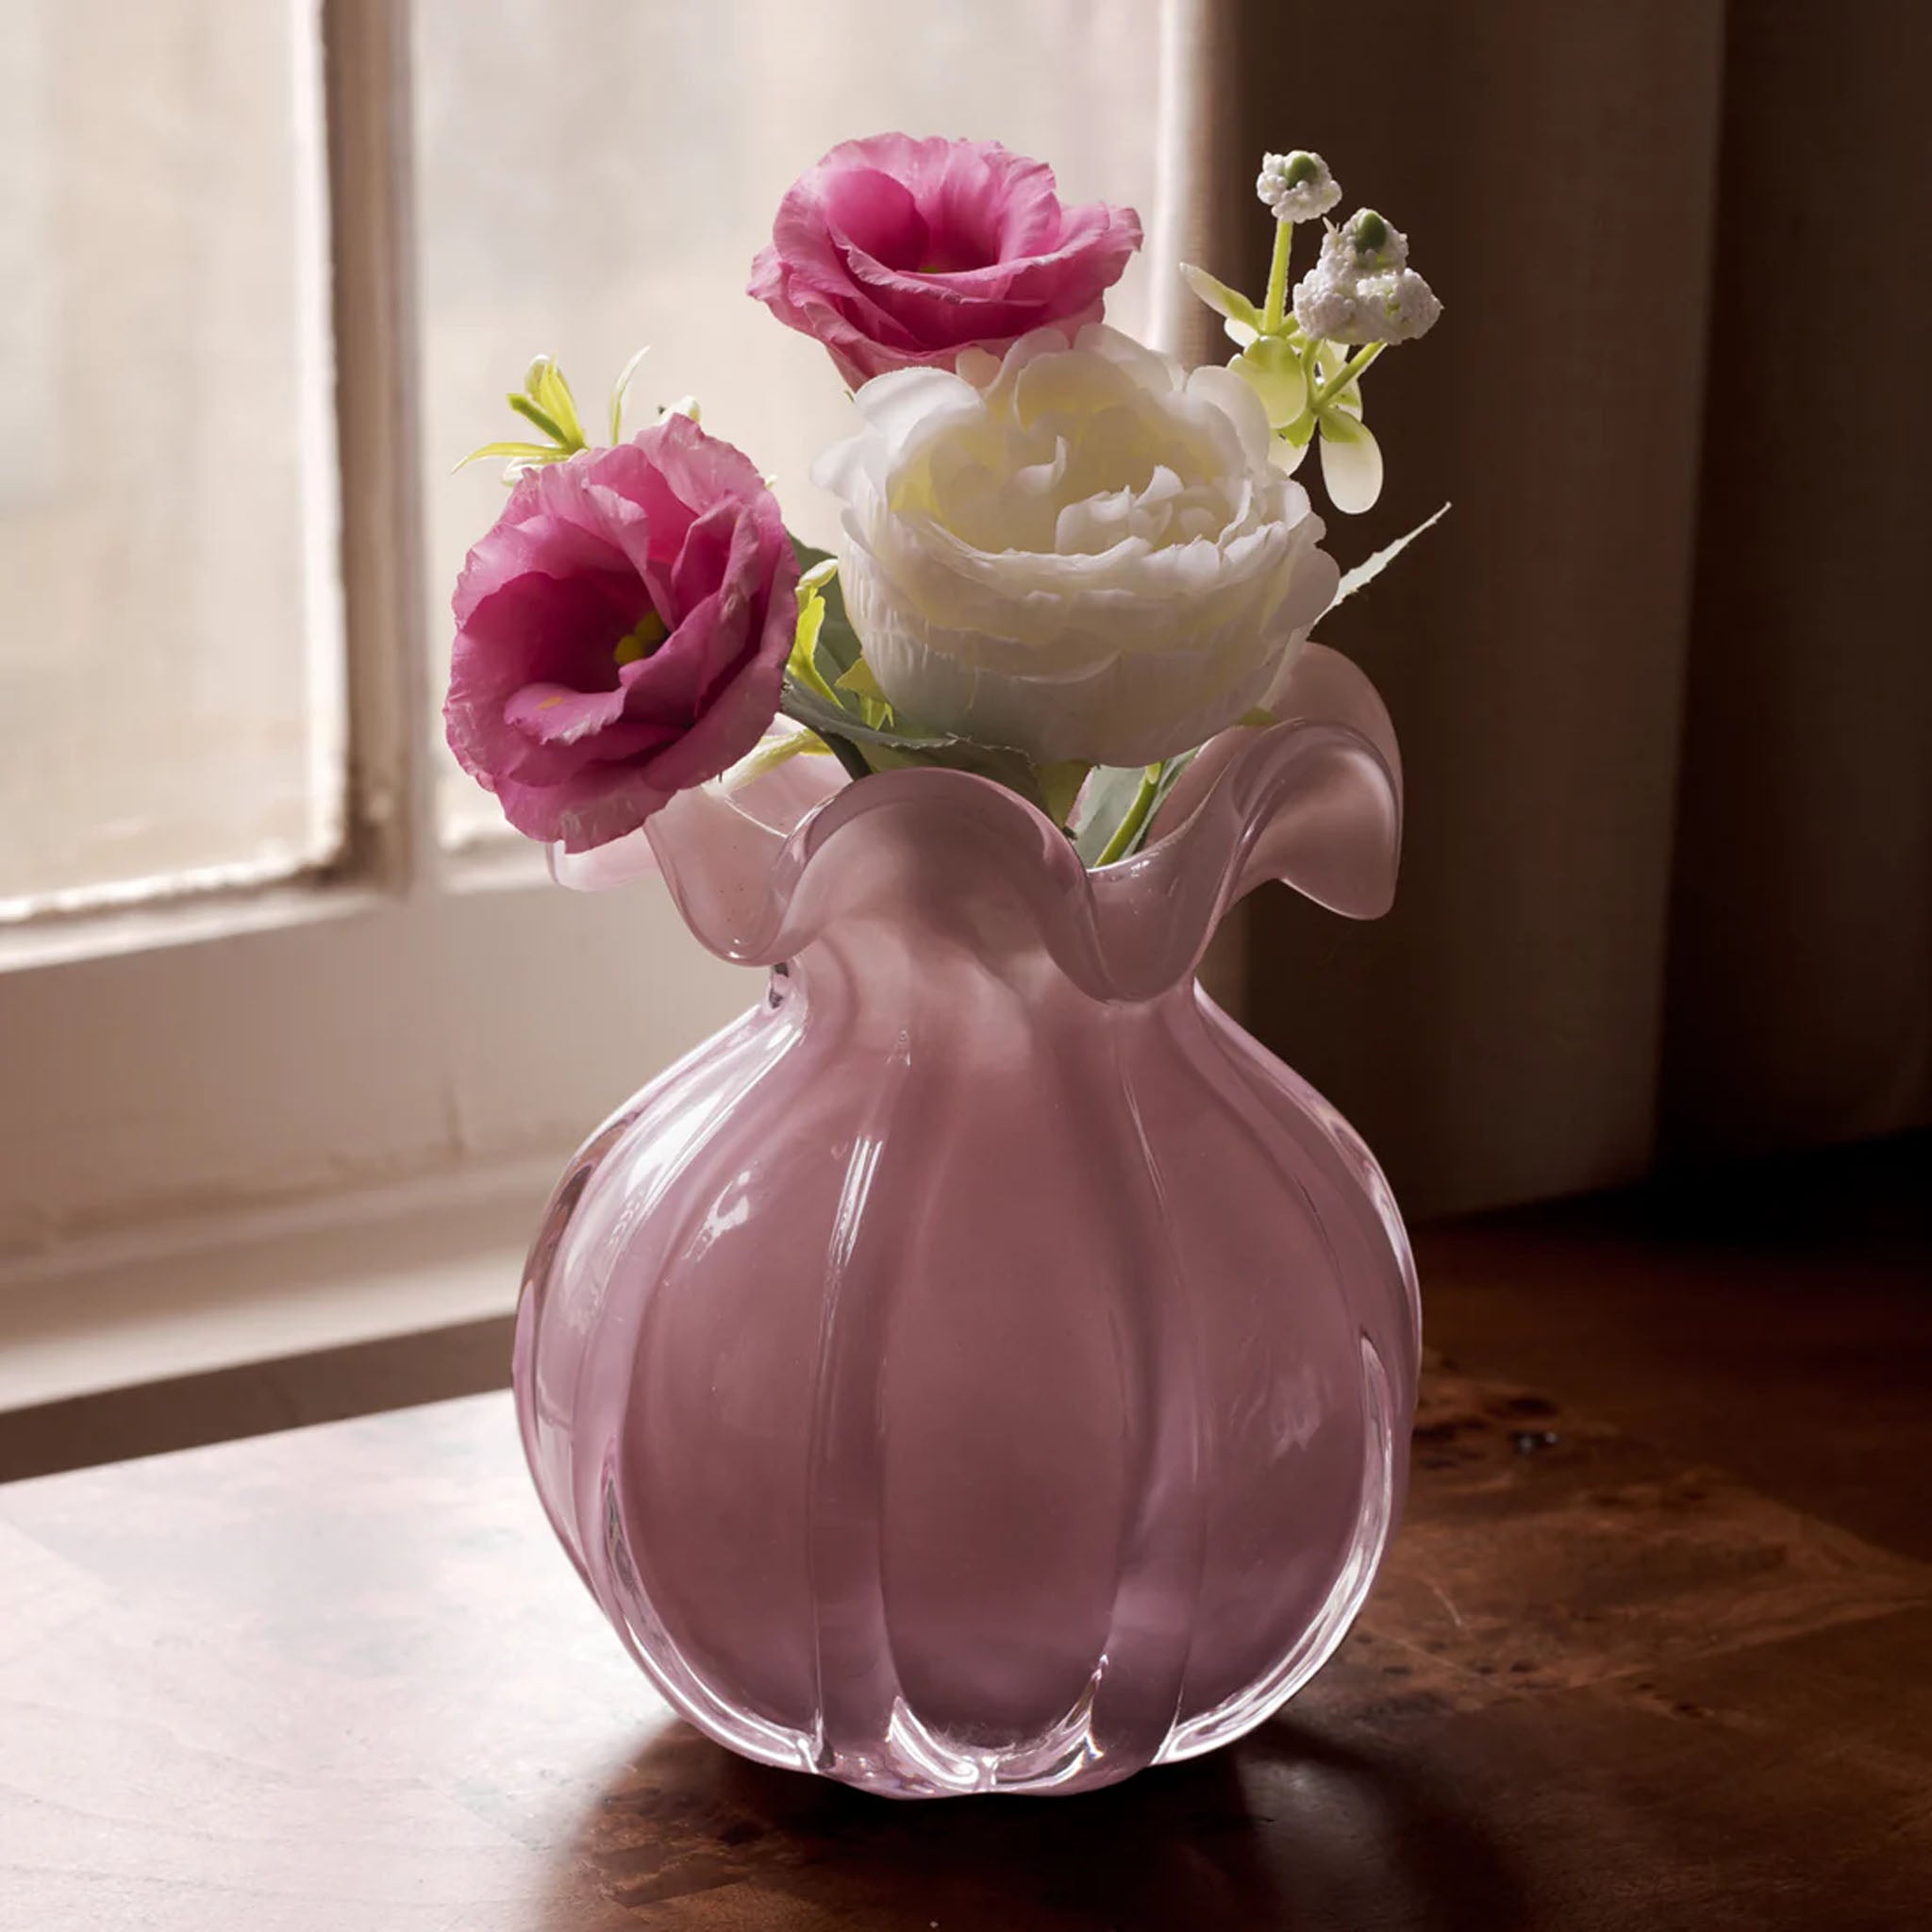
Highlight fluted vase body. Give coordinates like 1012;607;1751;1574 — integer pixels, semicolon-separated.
513;646;1419;1797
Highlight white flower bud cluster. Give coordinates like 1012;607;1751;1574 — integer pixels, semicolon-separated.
1295;271;1442;345
1255;150;1341;224
1292;212;1441;345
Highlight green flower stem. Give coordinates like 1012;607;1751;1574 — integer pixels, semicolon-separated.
1095;763;1166;866
721;727;828;792
817;730;876;784
1261;219;1293;335
1309;342;1385;411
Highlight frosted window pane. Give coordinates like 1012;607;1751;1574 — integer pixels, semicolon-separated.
414;0;1164;846
0;0;344;917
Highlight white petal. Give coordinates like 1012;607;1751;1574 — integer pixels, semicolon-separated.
810;426;873;504
955;345;1002;388
1269;432;1312;475
815;319;1349;765
1075;322;1185;391
1186;362;1273;468
1234;338;1307;428
853;365;979;452
1317;415;1383;513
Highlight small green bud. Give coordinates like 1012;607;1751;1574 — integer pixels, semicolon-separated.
1343;209;1407;273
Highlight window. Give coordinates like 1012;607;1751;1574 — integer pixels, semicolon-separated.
0;0;343;916
0;0;1186;1274
415;0;1168;845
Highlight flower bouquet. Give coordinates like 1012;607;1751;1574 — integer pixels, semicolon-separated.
455;137;1441;1798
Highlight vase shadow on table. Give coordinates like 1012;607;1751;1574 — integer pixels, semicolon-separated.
543;1714;1524;1930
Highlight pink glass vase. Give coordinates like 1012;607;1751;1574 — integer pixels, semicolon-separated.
513;644;1418;1799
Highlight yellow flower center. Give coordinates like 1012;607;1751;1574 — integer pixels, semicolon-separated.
613;608;668;666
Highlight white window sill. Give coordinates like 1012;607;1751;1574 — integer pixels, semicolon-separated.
0;1156;558;1416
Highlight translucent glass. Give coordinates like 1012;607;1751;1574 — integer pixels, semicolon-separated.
0;0;343;917
514;647;1421;1798
409;0;1164;847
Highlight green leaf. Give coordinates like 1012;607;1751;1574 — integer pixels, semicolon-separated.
919;740;1054;814
778;679;1052;812
790;538;862;679
525;358;585;448
835;658;888;702
608;343;650;443
833;658;890;730
784;541;890;732
786;598;839;706
1330;501;1450;610
507;391;573;447
1236;337;1308;430
779;677;950;753
1073;764;1151;865
1180;262;1263;332
1317;408;1369;444
1073;755;1198;865
454;440;564;474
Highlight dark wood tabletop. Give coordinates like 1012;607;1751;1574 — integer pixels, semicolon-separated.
4;1185;1928;1930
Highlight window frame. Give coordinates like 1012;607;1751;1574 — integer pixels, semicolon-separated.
0;0;747;1265
0;0;1211;1277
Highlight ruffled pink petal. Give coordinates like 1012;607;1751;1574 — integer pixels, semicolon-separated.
668;498;741;620
640;412;785;540
815;135;1056;260
494;761;674;851
757;234;925;364
451;510;628;627
448;570;647;784
627;523;796;795
841;199;1141;309
832;206;1141;352
629;632;789;800
565;438;695;536
942;142;1060;257
748;133;1142;383
614;591;736;725
503;679;629;745
819;165;930;270
443;419;796;848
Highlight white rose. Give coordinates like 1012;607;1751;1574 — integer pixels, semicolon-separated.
811;325;1341;769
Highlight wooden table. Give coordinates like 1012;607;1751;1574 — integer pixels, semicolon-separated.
4;1218;1929;1930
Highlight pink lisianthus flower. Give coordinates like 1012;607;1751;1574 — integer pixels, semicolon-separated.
749;133;1142;388
445;414;799;852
